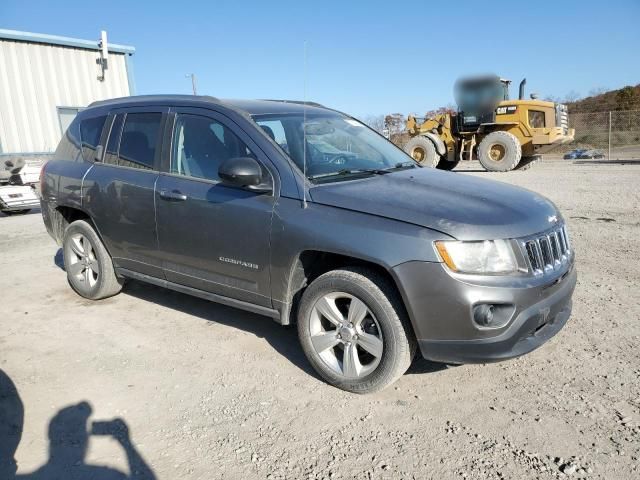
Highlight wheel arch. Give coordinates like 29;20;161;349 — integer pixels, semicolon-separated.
52;205;111;256
277;250;413;333
420;132;447;157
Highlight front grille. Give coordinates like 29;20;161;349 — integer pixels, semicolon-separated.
556;104;569;135
522;224;571;275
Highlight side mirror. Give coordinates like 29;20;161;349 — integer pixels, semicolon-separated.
218;157;268;191
94;145;104;162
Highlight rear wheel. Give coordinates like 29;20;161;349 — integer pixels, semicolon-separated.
298;268;416;393
404;136;439;168
478;131;522;172
63;220;123;300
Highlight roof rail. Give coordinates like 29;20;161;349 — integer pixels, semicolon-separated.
260;99;326;108
87;94;221;108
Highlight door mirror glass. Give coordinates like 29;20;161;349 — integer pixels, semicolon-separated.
219;157;267;190
94;145;104;162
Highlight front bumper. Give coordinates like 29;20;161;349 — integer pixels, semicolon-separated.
392;260;577;364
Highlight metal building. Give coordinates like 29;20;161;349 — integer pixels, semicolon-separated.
0;29;135;155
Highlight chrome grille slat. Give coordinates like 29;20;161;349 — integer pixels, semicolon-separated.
522;224;571;275
557;228;567;254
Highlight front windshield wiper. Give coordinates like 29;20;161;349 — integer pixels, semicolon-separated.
384;161;418;171
308;168;392;180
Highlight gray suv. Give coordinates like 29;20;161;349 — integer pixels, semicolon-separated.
41;95;576;393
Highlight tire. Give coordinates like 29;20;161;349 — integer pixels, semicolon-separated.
62;220;123;300
297;267;417;393
514;155;542;171
436;158;460;171
477;131;522;172
404;136;440;168
2;209;30;216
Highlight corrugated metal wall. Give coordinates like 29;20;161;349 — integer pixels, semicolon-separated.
0;39;131;153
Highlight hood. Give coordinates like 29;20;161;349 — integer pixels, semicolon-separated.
309;168;560;240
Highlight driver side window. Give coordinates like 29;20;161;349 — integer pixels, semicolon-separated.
171;114;255;182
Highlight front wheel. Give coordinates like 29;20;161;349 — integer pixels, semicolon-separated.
298;268;416;393
477;131;522;172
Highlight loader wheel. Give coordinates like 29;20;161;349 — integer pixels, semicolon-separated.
436;159;460;171
514;155;542;171
478;131;522;172
404;136;439;168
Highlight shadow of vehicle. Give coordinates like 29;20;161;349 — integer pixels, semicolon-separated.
0;208;42;218
0;369;156;480
52;250;448;382
122;279;322;379
54;248;65;271
406;357;450;375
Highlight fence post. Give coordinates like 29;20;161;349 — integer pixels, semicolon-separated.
608;111;612;160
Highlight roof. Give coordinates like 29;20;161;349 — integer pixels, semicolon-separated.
88;95;334;116
0;29;135;54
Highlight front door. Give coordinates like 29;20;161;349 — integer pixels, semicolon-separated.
155;108;275;307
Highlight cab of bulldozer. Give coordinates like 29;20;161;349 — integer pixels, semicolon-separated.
453;75;510;133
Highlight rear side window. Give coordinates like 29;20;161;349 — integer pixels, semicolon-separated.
118;113;162;170
80;115;107;162
53;116;82;162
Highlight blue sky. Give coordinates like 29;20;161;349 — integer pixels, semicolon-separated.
2;0;639;118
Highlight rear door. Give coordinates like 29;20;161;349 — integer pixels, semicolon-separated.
82;106;168;278
155;107;276;307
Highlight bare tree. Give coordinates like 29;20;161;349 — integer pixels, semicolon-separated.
361;114;385;133
563;90;581;103
588;86;608;98
424;104;456;118
384;114;406;136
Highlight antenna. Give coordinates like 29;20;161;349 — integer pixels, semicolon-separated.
302;41;308;209
185;73;198;95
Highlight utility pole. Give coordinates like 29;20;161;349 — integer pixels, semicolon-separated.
185;73;197;95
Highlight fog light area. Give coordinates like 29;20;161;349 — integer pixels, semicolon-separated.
472;303;514;329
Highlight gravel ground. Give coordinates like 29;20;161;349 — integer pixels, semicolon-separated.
1;159;639;479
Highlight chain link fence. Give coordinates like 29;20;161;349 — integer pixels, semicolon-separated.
568;110;640;160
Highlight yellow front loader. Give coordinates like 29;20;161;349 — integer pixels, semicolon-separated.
404;76;575;171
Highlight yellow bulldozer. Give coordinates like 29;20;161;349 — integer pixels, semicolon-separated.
404;75;575;171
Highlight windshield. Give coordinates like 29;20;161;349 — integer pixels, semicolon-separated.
252;113;416;182
454;79;507;113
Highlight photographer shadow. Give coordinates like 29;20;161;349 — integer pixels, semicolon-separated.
0;369;155;480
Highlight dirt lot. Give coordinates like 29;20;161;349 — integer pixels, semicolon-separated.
1;159;639;479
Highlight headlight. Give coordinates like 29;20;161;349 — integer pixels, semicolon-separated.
435;239;517;274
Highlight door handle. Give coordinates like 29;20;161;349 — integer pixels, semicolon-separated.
159;190;188;201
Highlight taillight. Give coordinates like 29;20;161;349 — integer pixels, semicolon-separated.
39;161;47;193
38;162;48;183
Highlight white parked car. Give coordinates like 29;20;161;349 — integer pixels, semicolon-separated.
0;158;41;215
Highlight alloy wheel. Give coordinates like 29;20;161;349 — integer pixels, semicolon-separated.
309;292;384;379
67;233;99;287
